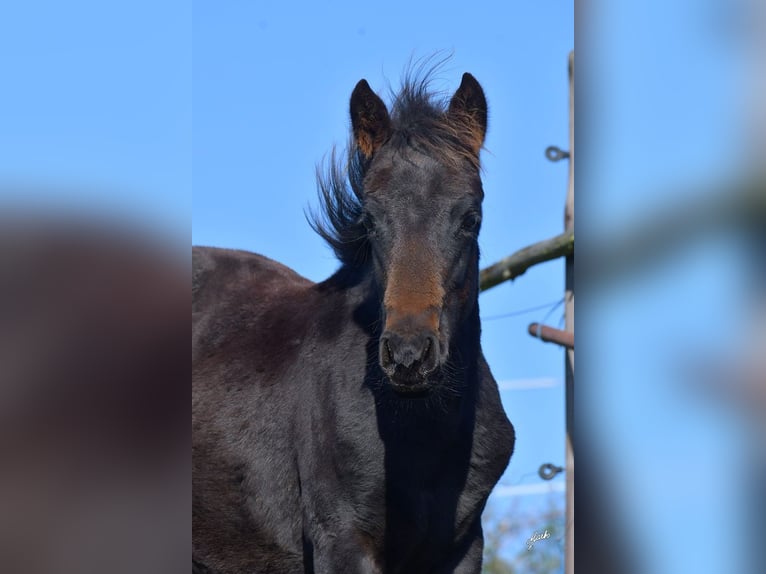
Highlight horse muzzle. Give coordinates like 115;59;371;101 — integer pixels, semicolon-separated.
379;328;441;394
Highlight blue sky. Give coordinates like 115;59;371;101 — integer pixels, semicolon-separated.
2;0;754;571
191;1;573;558
0;2;191;232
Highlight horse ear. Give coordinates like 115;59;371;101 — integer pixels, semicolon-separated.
448;73;488;156
350;79;391;158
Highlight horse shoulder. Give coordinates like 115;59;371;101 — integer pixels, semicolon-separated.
193;247;315;571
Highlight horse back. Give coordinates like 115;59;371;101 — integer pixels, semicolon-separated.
192;246;314;573
193;245;312;315
193;246;313;353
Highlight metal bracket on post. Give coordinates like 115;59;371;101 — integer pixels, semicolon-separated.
539;463;564;481
545;145;570;162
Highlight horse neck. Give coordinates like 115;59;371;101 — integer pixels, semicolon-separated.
448;304;482;376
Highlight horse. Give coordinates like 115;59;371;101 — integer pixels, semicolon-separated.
192;68;515;573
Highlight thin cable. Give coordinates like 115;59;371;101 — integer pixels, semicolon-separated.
482;299;564;322
500;470;540;487
536;298;565;338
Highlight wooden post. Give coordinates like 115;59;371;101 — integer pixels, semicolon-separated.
564;50;575;574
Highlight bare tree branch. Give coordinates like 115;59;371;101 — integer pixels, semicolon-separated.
479;230;574;292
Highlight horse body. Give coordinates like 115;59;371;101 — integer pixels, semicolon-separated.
193;69;515;573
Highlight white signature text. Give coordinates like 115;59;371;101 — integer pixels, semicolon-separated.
526;529;551;551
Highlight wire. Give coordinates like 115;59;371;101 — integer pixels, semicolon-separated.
536;298;565;338
500;470;540;487
482;299;564;322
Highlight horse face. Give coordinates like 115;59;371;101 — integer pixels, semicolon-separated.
363;156;483;394
349;74;487;395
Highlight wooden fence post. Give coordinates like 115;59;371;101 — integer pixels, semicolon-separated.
564;50;574;574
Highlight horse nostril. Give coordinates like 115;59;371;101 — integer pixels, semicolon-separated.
418;335;439;375
384;339;394;364
379;335;396;372
421;337;432;362
380;330;441;382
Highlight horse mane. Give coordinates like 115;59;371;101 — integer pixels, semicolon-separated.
309;63;483;268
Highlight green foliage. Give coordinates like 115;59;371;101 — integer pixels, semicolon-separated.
482;495;565;574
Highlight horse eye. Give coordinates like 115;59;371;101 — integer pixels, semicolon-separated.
361;214;377;236
460;212;481;234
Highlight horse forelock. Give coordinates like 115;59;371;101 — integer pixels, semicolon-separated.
312;67;482;269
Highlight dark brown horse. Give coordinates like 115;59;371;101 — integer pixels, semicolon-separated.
192;69;515;573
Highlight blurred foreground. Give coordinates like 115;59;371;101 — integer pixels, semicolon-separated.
578;0;766;572
0;213;188;574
